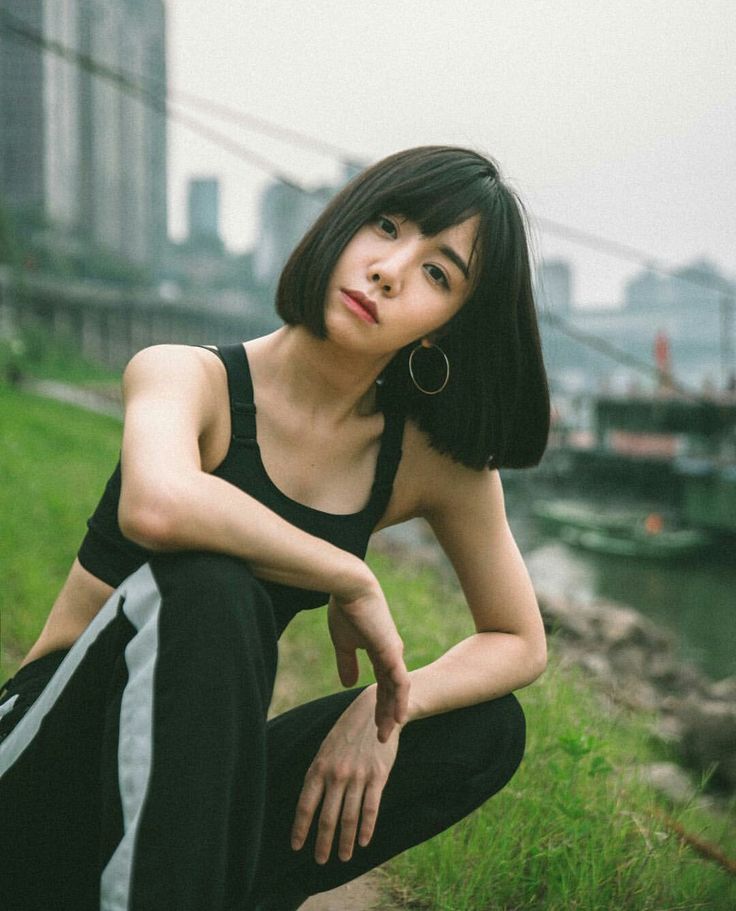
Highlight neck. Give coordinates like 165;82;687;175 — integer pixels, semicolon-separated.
248;326;394;421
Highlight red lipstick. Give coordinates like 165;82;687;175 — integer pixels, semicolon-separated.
340;289;379;324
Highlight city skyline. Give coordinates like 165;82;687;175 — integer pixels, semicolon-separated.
165;0;735;309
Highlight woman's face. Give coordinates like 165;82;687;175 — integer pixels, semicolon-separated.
324;213;478;355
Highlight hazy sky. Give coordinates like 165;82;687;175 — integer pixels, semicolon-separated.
166;0;735;307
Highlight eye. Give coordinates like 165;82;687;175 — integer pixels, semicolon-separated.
376;215;398;238
425;264;450;289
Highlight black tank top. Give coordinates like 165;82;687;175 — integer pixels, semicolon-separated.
77;343;405;637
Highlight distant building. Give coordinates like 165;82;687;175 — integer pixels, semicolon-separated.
623;269;669;311
253;160;363;287
536;259;573;312
624;259;730;312
188;178;222;248
253;182;332;286
670;259;729;310
546;258;736;395
0;0;168;268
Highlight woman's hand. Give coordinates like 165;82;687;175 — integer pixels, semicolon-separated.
327;583;410;743
291;686;400;864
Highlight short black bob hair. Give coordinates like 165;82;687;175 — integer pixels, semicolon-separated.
276;145;549;471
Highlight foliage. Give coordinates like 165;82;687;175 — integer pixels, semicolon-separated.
0;328;119;387
0;198;152;287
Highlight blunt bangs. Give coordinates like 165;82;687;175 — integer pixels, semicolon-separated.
276;146;550;471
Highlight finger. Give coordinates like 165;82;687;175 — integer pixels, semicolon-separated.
335;647;359;688
291;774;324;851
358;781;385;848
314;783;346;865
374;667;409;742
338;782;364;862
374;673;398;743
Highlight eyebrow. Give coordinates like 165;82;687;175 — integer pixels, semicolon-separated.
437;244;470;280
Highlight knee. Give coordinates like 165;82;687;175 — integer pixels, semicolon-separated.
450;693;526;790
487;692;526;772
150;551;273;628
152;550;258;595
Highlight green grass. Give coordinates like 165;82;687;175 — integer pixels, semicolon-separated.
3;383;736;909
277;557;736;910
0;384;122;674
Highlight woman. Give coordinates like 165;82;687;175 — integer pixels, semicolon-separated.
0;146;549;911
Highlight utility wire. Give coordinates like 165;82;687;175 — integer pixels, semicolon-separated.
1;6;732;302
0;7;730;393
540;311;703;401
537;216;734;299
168;87;368;167
0;8;307;192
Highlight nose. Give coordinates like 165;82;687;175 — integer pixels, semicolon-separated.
371;271;392;294
369;246;412;296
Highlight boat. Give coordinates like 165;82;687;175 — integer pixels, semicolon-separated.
532;498;711;559
556;523;710;560
532;499;649;533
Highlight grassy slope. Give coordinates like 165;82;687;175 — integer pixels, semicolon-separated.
279;559;736;911
2;385;735;909
0;385;122;672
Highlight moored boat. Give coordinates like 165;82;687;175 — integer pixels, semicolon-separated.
556;523;710;559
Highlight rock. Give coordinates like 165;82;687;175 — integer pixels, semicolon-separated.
578;651;613;681
538;594;596;640
650;712;686;745
595;604;650;646
642;649;678;684
677;699;736;791
617;678;661;711
608;643;649;678
707;676;736;702
637;762;697;803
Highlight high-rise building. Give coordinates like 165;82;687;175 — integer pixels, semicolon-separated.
253;160;364;286
0;0;167;268
535;259;573;312
188;178;221;247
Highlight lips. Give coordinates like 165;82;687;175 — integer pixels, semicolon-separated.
341;289;379;324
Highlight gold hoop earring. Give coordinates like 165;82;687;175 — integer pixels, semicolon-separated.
408;343;450;395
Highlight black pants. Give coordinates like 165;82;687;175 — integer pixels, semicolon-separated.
0;552;525;911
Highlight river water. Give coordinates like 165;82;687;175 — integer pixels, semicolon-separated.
504;486;736;682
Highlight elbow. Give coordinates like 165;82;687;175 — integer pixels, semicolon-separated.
119;489;179;551
528;634;548;683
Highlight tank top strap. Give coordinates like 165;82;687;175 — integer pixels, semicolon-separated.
369;406;405;515
197;343;257;446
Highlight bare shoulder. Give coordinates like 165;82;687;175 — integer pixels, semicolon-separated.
379;418;505;530
121;344;232;457
123;343;224;395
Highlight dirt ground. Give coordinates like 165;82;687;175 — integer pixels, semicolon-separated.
299;869;387;910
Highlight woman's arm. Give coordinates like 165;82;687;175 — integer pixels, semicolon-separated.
290;428;546;864
401;458;547;722
117;344;409;739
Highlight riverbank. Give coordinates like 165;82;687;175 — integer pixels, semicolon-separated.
372;519;736;798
